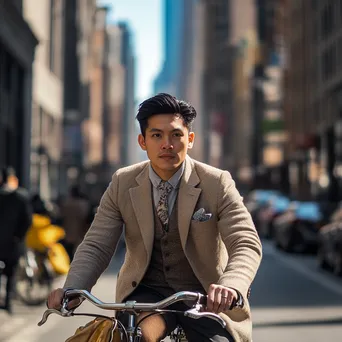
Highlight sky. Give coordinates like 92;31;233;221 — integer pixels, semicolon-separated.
97;0;163;102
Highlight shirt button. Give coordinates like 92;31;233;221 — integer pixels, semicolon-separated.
132;281;137;288
165;252;170;257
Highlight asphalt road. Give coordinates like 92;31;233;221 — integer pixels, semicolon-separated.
1;240;342;342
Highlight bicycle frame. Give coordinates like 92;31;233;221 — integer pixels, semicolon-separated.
38;289;227;342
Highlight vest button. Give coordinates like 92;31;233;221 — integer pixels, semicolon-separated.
132;281;137;288
165;266;170;272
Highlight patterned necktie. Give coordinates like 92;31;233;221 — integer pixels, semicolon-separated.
157;180;173;226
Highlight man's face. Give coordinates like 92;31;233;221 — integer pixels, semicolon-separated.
138;114;195;180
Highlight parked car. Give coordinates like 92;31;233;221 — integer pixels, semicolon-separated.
317;207;342;276
257;195;291;239
273;201;334;253
244;189;280;230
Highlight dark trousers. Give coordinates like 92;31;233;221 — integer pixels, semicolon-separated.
0;259;17;311
117;284;235;342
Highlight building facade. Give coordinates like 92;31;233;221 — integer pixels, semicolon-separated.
60;0;96;195
106;23;136;171
230;0;258;189
82;6;110;202
0;0;38;188
23;0;65;200
202;0;234;169
283;0;342;201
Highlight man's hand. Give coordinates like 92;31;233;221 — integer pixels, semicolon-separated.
206;284;238;314
46;288;82;310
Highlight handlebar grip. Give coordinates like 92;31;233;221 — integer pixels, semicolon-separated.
198;294;237;310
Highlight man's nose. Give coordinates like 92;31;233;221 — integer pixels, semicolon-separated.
161;137;173;149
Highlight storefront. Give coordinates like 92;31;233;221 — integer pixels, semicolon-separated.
0;1;38;188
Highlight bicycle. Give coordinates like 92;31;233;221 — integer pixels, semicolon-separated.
38;289;227;342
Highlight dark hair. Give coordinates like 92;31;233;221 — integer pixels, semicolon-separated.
136;93;197;136
31;194;49;215
0;166;15;185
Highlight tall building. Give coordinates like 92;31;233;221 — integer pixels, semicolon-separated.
117;23;136;167
230;0;258;189
242;0;288;192
23;0;65;200
106;22;136;172
202;0;233;169
153;0;185;97
154;0;206;162
0;0;38;188
182;0;206;162
82;6;110;202
60;0;96;195
283;0;342;201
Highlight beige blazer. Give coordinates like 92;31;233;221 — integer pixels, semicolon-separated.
64;156;262;342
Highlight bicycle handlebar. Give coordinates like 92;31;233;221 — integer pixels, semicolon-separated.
38;289;226;328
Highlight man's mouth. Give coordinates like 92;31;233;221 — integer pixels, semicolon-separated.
159;154;175;159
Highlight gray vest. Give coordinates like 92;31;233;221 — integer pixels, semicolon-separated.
141;196;205;295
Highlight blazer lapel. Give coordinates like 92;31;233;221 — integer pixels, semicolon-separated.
129;165;154;260
178;156;201;250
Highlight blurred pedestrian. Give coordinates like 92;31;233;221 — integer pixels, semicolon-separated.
0;167;32;314
60;185;90;261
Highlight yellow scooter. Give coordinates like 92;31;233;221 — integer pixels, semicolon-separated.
15;214;70;306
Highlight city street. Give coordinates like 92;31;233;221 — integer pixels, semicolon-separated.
1;240;342;342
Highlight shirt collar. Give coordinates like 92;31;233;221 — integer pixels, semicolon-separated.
149;161;185;189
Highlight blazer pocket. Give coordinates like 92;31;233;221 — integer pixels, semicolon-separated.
189;219;216;243
190;218;214;229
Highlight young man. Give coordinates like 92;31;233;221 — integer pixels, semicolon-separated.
47;93;262;342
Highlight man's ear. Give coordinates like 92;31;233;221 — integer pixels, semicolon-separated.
188;132;195;149
138;134;147;151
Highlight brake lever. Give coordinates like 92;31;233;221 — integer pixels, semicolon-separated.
37;308;74;326
183;307;226;328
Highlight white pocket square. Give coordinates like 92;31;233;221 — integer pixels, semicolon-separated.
192;208;212;222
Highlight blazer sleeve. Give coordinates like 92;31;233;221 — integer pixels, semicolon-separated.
216;171;262;299
63;172;124;291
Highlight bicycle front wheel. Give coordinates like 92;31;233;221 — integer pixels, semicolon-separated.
15;251;52;306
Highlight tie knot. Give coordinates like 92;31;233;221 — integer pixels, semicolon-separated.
157;180;172;194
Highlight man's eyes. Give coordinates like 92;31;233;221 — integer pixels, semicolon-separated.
151;133;183;138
